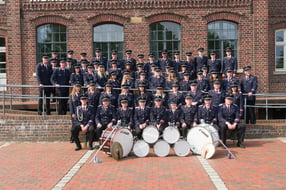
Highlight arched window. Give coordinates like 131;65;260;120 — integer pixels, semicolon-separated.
275;30;286;71
93;23;124;59
150;22;181;59
37;24;67;63
207;21;238;59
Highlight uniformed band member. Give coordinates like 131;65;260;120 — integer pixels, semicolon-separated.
150;96;167;133
218;94;246;148
36;54;53;115
71;94;95;151
67;50;78;67
168;83;184;107
194;95;218;131
117;99;134;130
69;83;82;119
240;66;258;124
222;47;238;76
70;65;84;86
158;49;173;72
180;95;198;137
208;80;225;106
194;48;208;72
166;101;182;128
95;96;117;140
51;59;71;115
208;50;221;74
91;48;107;68
134;98;150;139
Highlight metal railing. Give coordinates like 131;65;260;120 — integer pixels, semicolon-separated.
1;84;286;122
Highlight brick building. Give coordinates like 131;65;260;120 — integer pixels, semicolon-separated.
0;0;286;95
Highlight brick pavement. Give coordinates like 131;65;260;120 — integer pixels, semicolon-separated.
0;139;285;190
208;139;286;190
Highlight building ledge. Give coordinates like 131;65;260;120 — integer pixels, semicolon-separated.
273;71;286;75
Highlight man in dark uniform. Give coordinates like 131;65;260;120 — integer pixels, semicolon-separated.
194;95;219;130
208;50;221;75
80;59;88;74
218;94;246;148
117;99;134;130
194;48;208;72
196;71;209;93
71;94;95;151
134;98;150;139
222;68;240;92
185;52;196;79
122;49;136;71
91;48;107;68
166;101;182;128
157;49;173;72
180;95;198;137
145;53;158;73
135;71;149;89
168;83;184;108
107;50;122;70
117;84;134;108
240;66;258;124
172;50;183;72
208;79;225;106
222;47;237;77
78;52;90;66
179;72;191;93
67;50;78;67
95;96;117;140
84;65;96;86
51;59;71;115
187;81;204;106
150;97;167;134
36;54;53;115
48;50;60;66
66;58;74;74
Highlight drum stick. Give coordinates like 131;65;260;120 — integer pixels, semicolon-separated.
218;139;237;159
91;124;118;164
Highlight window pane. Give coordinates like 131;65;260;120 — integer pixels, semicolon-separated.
276;31;284;42
37;24;67;63
0;52;6;62
0;63;6;73
276;46;284;57
276;58;284;69
0;38;5;47
94;24;124;42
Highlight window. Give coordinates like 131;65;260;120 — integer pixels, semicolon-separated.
37;24;67;63
0;37;6;74
150;22;181;59
207;21;238;59
93;24;124;59
275;30;286;70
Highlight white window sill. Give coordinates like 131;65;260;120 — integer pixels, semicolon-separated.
273;71;286;75
0;1;5;5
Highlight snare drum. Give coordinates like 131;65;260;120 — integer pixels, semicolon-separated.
154;140;170;157
142;125;159;144
173;139;191;157
133;140;150;158
100;127;133;157
187;124;219;155
163;126;180;144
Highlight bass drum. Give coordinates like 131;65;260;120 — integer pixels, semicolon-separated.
142;125;159;144
187;124;219;155
163;126;180;144
100;127;133;157
133;140;150;158
153;140;170;157
173;139;191;157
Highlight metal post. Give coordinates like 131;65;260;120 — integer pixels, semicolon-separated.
266;95;268;120
244;95;247;125
42;88;45;116
9;87;12;110
2;88;5;116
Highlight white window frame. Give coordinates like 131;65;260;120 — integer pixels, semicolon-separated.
275;29;286;71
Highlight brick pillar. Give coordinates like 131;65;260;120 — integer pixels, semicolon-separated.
253;0;269;93
6;0;23;94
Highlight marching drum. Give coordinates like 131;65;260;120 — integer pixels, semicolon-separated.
187;124;219;156
133;140;150;158
154;140;170;157
173;139;191;157
163;126;180;144
142;125;160;144
100;127;133;157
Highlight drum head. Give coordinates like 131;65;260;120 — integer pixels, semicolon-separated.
133;140;150;158
163;127;180;144
199;124;220;147
154;140;170;157
142;126;159;144
187;126;213;155
173;139;191;157
111;142;123;161
201;143;216;159
113;128;133;157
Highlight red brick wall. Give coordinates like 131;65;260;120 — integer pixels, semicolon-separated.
1;0;285;95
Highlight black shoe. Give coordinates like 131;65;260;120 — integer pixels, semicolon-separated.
88;146;94;150
75;146;82;151
237;142;245;148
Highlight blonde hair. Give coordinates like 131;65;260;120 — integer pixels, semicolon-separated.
71;86;82;101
